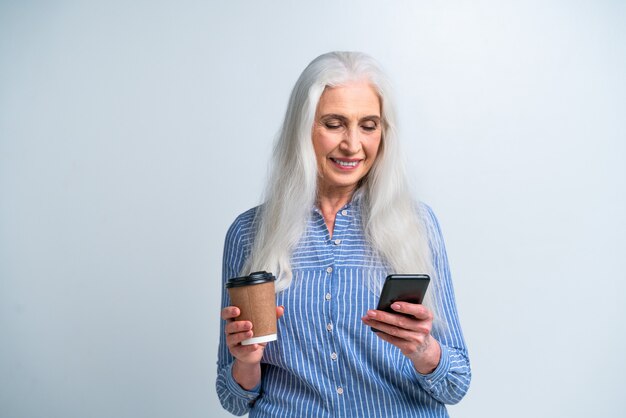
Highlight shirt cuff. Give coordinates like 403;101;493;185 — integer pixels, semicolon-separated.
405;343;451;391
225;362;262;401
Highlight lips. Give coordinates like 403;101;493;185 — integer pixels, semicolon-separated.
330;157;362;170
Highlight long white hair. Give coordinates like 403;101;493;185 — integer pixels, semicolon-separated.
243;51;441;317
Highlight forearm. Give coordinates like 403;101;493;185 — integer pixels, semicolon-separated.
217;211;263;415
409;335;441;375
232;359;262;391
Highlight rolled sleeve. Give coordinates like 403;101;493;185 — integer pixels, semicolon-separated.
402;343;470;404
404;344;450;394
224;362;261;400
215;361;262;415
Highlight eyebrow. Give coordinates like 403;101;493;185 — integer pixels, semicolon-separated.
320;113;381;122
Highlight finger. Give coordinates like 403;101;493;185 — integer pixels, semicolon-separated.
364;318;427;352
362;316;421;340
221;306;241;320
390;302;432;320
365;310;422;331
227;329;254;347
365;315;432;338
225;320;252;335
372;326;405;345
230;342;262;356
276;305;285;319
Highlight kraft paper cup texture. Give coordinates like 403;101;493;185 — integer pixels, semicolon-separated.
228;280;277;345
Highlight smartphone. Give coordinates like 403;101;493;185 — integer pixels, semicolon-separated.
372;274;430;332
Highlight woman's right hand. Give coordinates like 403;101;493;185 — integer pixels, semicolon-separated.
221;305;285;365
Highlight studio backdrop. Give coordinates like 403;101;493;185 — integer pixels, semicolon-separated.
1;1;625;417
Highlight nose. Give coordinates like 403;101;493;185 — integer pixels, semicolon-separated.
339;128;361;154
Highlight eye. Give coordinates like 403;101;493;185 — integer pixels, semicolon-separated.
324;119;343;130
361;121;378;132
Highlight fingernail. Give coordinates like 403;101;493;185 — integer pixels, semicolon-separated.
391;303;401;311
367;310;377;317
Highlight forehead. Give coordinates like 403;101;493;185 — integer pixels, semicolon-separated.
316;81;381;116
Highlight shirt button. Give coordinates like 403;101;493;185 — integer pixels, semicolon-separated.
333;239;341;245
325;293;331;301
341;210;348;216
326;323;333;331
326;266;333;273
336;387;344;395
330;352;338;360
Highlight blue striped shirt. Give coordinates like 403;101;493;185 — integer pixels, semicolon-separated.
216;201;471;417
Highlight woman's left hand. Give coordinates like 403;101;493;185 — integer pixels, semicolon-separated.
361;301;441;374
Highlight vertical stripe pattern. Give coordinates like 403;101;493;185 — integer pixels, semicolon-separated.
216;202;471;417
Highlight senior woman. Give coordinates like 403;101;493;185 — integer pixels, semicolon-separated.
216;51;470;417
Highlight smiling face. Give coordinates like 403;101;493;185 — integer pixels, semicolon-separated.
312;81;383;198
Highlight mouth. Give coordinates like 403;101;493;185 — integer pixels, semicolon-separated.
330;157;362;170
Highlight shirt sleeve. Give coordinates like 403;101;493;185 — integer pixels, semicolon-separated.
401;204;472;404
215;210;262;415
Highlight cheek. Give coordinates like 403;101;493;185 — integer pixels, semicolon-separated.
366;137;383;160
312;135;329;171
312;132;335;158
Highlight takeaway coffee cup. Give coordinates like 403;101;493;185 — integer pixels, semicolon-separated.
225;271;277;345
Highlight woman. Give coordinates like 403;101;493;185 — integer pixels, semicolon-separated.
216;51;470;417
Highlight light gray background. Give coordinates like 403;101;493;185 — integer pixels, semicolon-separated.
1;1;625;417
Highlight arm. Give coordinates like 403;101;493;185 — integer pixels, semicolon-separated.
361;205;471;404
215;211;263;415
407;204;471;404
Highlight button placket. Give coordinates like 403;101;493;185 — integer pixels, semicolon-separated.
323;208;348;403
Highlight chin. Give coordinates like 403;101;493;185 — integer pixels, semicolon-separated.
329;177;363;190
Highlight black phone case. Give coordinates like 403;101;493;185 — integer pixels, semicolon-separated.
372;274;430;332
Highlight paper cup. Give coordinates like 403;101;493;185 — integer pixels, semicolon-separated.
226;271;277;345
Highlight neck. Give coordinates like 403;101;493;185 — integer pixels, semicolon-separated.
317;185;355;212
316;185;357;238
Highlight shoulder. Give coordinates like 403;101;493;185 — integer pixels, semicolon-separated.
416;201;447;248
224;206;260;246
416;202;441;231
222;206;260;274
227;206;259;234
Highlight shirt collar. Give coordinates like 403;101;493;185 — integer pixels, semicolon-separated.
312;188;364;215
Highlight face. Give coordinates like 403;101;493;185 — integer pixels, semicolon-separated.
312;81;382;197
